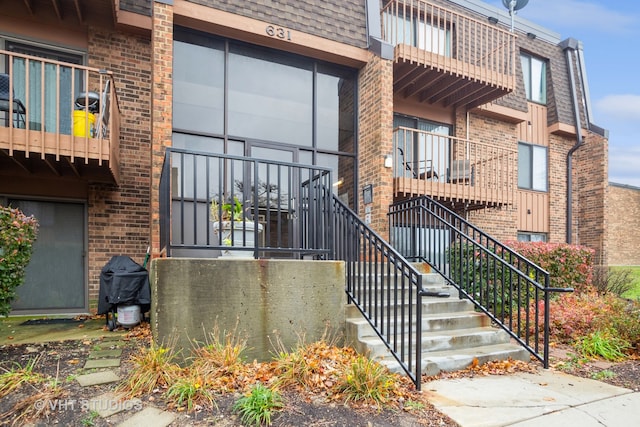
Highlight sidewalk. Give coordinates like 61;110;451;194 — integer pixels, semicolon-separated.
423;369;640;427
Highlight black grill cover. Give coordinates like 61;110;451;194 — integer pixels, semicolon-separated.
97;256;151;315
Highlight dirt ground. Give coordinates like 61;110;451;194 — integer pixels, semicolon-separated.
0;332;458;427
0;331;638;427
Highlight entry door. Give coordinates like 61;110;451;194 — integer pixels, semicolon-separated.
247;143;300;256
9;200;86;313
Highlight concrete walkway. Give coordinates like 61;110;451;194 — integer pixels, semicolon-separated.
423;369;640;427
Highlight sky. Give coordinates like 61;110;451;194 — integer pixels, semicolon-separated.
486;0;640;187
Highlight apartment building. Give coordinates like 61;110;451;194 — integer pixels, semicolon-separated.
0;0;607;314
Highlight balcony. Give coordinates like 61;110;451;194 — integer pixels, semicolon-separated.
393;127;516;208
0;49;120;185
382;0;516;109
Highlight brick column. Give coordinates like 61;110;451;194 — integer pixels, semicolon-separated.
150;1;174;258
357;54;394;240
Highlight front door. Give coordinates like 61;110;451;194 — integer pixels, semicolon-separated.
9;199;86;313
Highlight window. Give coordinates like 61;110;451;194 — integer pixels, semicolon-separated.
518;142;547;191
517;232;547;242
383;12;451;56
520;53;546;104
393;114;451;180
7;42;83;134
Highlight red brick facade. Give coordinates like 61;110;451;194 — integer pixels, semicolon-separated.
150;1;174;259
357;54;394;239
86;29;153;304
0;0;610;311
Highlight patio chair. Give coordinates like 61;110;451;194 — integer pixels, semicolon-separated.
0;73;26;128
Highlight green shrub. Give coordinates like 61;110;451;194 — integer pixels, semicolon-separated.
0;206;38;316
233;384;283;426
337;355;398;405
574;329;630;361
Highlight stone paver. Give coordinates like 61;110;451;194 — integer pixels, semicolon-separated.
84;358;121;369
116;406;177;427
76;370;120;386
89;349;123;359
87;392;143;418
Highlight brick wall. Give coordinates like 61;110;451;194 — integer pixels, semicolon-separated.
150;1;175;258
357;54;394;240
86;29;152;302
187;0;367;49
575;132;608;265
608;183;640;265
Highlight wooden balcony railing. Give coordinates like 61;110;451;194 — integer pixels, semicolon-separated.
393;127;516;207
0;49;120;184
382;0;516;108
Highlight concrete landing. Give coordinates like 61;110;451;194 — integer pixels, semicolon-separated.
423;369;639;426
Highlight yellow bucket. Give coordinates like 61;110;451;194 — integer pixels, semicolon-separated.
73;110;95;137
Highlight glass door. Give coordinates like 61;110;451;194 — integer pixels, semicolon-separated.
7;42;83;134
9;199;86;313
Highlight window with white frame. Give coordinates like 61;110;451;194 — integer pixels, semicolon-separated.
520;53;547;104
518;142;547;191
517;232;547;242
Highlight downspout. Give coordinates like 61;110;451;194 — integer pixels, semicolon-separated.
560;38;583;244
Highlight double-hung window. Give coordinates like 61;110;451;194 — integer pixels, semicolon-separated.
518;142;547;192
521;53;547;104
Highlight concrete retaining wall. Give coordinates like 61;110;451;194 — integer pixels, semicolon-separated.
149;258;346;361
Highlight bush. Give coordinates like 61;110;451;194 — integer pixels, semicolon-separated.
592;266;634;297
0;206;38;316
574;329;630;361
506;241;594;294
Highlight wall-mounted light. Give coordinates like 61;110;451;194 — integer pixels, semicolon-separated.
488;16;499;24
333;178;344;187
526;32;536;40
384;154;393;168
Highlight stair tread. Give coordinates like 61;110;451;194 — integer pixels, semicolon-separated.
358;326;508;347
346;310;486;322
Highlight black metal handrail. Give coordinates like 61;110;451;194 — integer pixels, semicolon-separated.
333;196;428;389
159;148;333;258
389;195;573;367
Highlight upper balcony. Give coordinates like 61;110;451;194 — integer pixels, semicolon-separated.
382;0;516;109
393;127;516;209
0;49;120;185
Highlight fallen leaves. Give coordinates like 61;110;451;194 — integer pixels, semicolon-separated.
424;358;539;381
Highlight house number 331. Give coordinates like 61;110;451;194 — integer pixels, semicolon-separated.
266;25;292;41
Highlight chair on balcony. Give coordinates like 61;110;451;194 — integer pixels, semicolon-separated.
397;147;439;180
447;159;474;185
0;73;26;128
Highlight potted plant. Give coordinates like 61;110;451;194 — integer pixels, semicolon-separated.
210;196;262;258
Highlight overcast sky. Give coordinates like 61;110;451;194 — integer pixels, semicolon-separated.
486;0;640;187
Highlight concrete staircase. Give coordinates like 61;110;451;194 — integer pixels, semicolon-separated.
345;270;530;376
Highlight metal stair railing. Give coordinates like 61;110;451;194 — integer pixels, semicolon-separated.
332;196;444;390
388;196;573;368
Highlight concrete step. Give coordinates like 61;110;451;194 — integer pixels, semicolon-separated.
379;343;531;377
353;327;512;359
345;297;474;319
346;310;492;341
